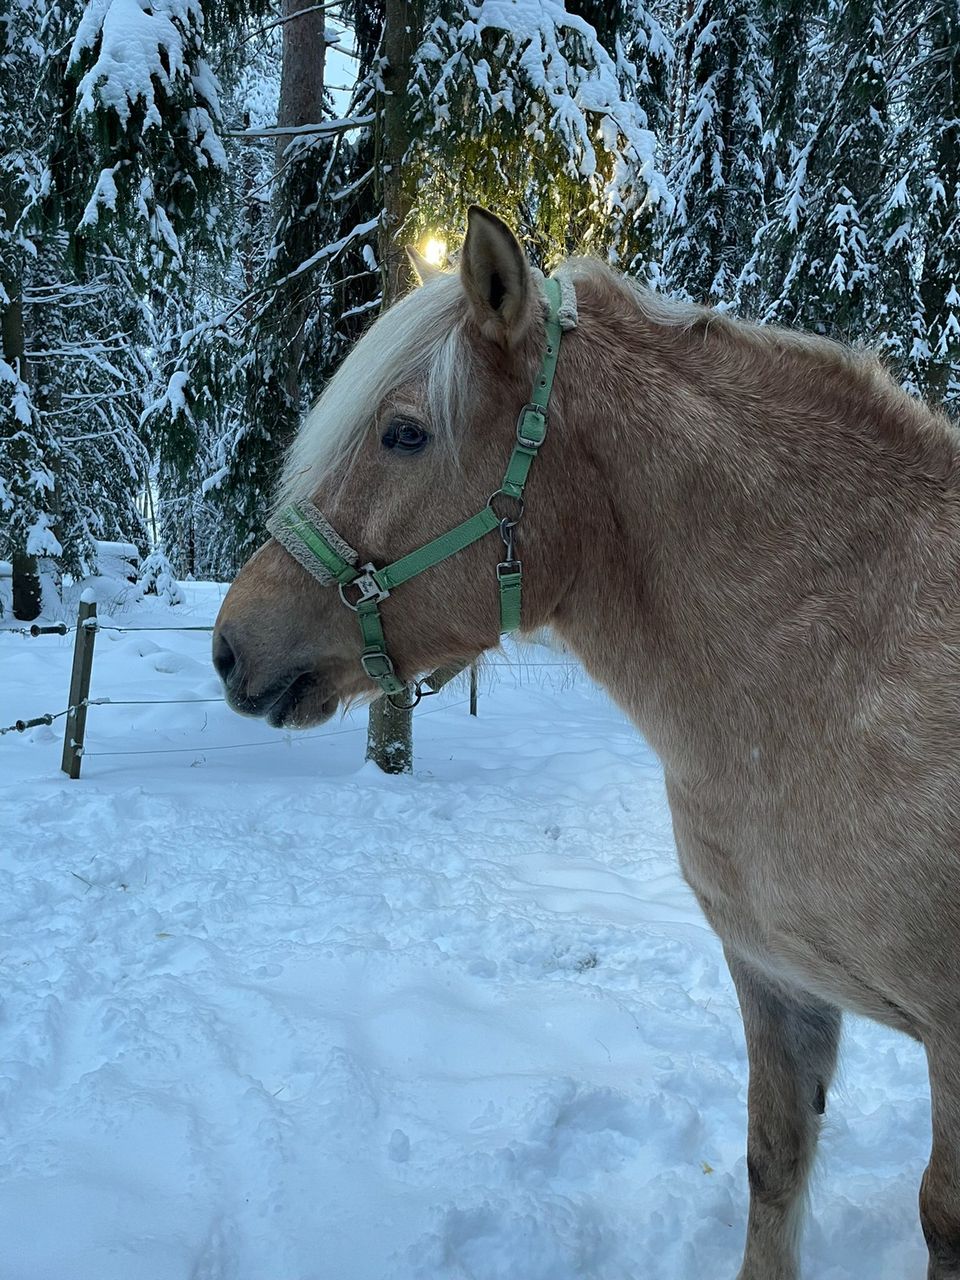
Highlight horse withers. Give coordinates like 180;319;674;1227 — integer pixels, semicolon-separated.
214;205;960;1279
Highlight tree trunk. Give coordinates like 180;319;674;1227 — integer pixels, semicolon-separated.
1;171;40;620
12;549;41;620
378;0;425;301
241;111;264;325
365;691;414;774
275;0;330;420
366;0;425;774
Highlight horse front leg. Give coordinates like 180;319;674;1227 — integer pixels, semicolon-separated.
921;1038;960;1278
726;949;842;1280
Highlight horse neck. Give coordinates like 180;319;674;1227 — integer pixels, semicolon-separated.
543;285;958;773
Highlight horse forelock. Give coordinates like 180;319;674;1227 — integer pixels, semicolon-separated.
279;271;473;503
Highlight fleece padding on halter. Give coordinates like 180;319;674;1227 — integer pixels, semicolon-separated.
268;500;358;585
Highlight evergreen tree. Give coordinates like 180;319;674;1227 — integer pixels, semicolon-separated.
52;0;263;271
163;6;380;575
0;0;58;617
662;0;768;305
763;0;916;355
909;0;960;407
223;3;341;567
52;0;273;569
25;240;152;577
2;1;150;615
407;0;671;267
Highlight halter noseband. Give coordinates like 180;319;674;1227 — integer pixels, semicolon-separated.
266;276;564;708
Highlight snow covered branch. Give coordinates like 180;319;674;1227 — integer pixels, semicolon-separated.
225;113;376;139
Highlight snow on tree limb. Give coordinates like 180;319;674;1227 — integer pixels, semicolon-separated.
61;0;231;253
69;0;221;132
407;0;672;271
225;113;375;139
416;0;670;213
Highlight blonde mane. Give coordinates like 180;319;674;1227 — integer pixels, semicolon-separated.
559;257;929;414
280;271;473;502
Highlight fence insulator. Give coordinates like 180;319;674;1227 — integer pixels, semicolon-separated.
15;714;55;732
29;623;69;637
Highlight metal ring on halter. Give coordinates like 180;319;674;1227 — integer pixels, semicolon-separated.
338;565;390;611
487;491;524;527
386;678;438;711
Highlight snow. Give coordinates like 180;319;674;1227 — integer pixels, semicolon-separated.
0;357;36;427
164;369;190;415
25;513;63;559
67;0;226;219
0;581;933;1279
78;165;120;230
71;0;192;126
417;0;670;216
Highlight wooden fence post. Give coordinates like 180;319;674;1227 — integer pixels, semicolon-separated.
61;593;98;780
469;662;478;717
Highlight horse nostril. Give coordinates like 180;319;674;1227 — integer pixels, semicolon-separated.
212;630;237;685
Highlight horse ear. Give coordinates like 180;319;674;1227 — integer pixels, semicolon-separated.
460;206;533;345
407;245;442;284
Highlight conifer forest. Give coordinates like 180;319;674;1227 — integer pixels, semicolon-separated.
2;0;959;614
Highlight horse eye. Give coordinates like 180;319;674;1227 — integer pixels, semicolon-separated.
382;418;430;454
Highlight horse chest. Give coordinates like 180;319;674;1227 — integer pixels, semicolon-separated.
665;775;830;970
666;791;772;944
664;778;930;1034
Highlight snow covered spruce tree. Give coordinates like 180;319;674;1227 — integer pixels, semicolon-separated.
207;2;349;571
760;0;917;357
908;0;960;408
406;0;671;267
141;31;280;582
0;0;59;618
174;2;384;576
662;0;768;305
49;0;274;581
2;0;151;618
24;234;152;575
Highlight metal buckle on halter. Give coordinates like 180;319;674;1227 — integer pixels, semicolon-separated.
360;650;397;681
516;403;547;450
338;564;389;611
496;559;521;580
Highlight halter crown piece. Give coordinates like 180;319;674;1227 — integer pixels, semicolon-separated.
266;276;565;709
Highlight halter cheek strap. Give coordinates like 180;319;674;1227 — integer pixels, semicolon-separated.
265;275;565;705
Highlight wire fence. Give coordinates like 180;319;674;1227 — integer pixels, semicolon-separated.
0;695;221;737
84;696;472;758
2;602;586;774
4;622;218;637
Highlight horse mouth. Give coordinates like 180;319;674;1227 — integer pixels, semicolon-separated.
264;672;340;729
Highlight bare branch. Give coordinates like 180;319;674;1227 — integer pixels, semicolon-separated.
225;113;375;140
240;2;345;45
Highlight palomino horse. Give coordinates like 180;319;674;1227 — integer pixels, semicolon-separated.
214;206;960;1279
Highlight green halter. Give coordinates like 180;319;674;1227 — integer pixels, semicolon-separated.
267;276;564;707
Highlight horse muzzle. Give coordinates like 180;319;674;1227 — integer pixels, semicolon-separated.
213;625;341;728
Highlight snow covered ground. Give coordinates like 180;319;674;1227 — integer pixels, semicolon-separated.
0;578;934;1279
